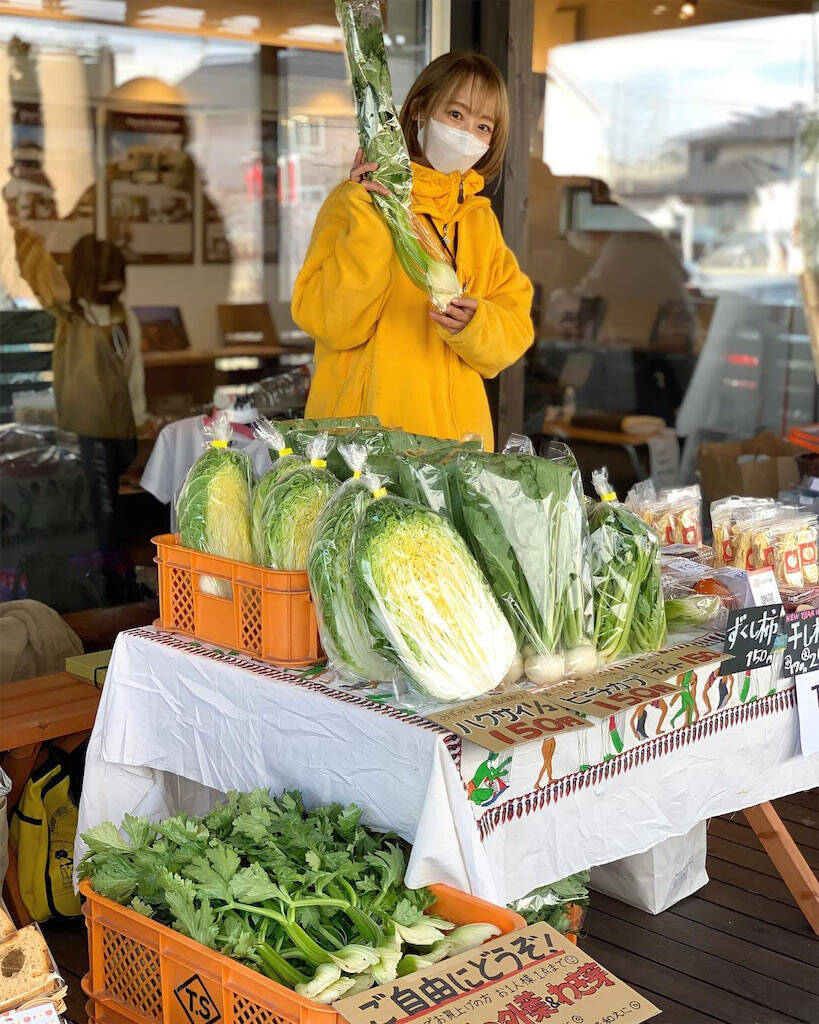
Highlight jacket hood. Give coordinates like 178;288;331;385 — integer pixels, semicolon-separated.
410;162;488;222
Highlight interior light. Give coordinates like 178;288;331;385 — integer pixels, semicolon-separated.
282;24;344;45
652;4;668;13
137;6;205;30
679;1;698;20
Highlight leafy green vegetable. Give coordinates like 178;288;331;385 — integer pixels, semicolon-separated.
351;495;516;699
80;790;496;1003
455;450;593;679
588;470;666;660
308;473;395;682
508;873;590;937
255;466;339;571
665;594;721;629
176;417;254;594
336;0;461;311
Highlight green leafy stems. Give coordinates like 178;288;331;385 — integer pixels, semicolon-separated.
78;790;473;1001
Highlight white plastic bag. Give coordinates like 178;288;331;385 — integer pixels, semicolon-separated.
590;822;708;914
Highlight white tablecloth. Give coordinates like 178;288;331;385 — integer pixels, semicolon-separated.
77;628;819;906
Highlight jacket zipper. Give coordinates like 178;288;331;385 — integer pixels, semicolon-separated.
458;180;464;204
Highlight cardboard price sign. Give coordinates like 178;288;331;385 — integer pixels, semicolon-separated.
721;604;783;676
427;689;592;753
545;643;724;719
335;922;659;1024
783;609;819;678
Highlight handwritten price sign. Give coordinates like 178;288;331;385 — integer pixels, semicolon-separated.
721;603;783;676
783;609;819;678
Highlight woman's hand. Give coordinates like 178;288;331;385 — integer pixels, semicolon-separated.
429;296;478;334
349;147;390;197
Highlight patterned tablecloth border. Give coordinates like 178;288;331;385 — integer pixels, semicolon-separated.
475;686;796;839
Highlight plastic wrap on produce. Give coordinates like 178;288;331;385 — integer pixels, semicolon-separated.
175;411;254;596
455;443;596;685
252;420;310;561
254;434;338;571
350;490;516;700
588;468;666;660
308;445;396;685
508;872;590;937
336;0;461;310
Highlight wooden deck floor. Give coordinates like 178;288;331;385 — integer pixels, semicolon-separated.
46;792;818;1024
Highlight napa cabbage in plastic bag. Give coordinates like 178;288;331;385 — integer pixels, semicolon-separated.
176;411;254;595
255;437;339;570
308;445;395;683
351;492;516;700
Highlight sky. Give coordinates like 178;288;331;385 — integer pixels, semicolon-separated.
547;13;816;164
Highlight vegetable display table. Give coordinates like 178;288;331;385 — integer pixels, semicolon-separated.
76;627;818;908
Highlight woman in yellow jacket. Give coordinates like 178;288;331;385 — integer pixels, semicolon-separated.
291;52;533;450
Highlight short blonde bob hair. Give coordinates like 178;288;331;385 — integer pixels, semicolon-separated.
399;52;509;183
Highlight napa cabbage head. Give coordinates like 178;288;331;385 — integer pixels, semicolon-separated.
259;466;339;570
351;497;516;700
177;446;253;563
252;457;307;562
308;480;394;682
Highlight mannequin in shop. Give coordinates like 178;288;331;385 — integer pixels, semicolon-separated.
291;52;534;450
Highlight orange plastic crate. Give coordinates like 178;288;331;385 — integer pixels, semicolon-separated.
81;879;525;1024
154;534;322;668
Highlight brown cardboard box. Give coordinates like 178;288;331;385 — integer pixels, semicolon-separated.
699;432;802;504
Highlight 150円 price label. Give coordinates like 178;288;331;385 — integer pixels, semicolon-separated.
721;603;783;675
335;922;658;1024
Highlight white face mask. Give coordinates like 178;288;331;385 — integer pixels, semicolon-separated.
417;118;489;175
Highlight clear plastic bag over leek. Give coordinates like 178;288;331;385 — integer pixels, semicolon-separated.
336;0;461;311
455;443;595;685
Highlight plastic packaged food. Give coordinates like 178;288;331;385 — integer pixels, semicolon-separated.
455;442;596;684
336;0;461;311
308;446;396;684
254;437;339;571
710;496;776;567
588;469;666;661
175;411;254;595
628;482;702;547
351;491;516;700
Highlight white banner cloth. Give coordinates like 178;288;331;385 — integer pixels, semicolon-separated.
77;629;819;905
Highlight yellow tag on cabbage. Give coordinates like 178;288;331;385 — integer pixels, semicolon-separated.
601;491;616;502
212;439;228;448
311;458;327;468
277;447;293;457
353;470;362;479
372;487;387;499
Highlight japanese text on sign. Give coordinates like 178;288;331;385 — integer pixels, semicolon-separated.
428;691;591;752
335;923;659;1024
782;609;819;678
722;604;783;675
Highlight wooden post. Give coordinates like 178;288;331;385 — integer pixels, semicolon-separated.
452;0;535;446
743;801;819;935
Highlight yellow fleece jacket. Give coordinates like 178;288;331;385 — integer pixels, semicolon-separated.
291;163;533;449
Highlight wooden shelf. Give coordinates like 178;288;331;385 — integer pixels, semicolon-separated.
142;344;312;367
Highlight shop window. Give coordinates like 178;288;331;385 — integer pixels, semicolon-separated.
529;8;817;491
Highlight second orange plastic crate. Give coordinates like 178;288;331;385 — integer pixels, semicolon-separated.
154;534;322;668
81;879;525;1024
